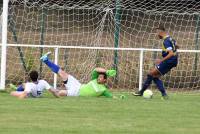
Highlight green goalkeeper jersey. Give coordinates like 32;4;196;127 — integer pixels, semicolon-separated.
79;69;113;98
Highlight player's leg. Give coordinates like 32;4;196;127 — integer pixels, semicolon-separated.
40;52;81;97
40;52;69;81
10;83;25;91
62;75;81;97
133;68;160;96
153;62;172;99
16;85;24;91
56;75;81;97
10;91;24;97
40;52;60;73
133;74;153;96
153;77;167;96
56;73;69;97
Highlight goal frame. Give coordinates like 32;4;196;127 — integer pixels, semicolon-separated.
0;0;9;90
1;43;199;90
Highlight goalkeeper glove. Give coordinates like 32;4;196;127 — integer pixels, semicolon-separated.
106;69;116;77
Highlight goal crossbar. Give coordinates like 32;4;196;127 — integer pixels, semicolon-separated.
5;44;200;53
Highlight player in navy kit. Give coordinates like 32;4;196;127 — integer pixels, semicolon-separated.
133;26;178;99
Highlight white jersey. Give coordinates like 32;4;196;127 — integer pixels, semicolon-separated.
24;80;51;97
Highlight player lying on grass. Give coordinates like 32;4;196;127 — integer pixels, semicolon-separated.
133;26;178;99
40;52;117;98
10;70;59;99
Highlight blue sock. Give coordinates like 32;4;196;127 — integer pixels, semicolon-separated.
140;75;153;94
44;59;60;73
16;85;24;91
153;78;167;96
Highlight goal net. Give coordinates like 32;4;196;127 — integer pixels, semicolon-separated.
3;0;200;92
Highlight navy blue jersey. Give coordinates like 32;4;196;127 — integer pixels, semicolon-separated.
162;36;178;63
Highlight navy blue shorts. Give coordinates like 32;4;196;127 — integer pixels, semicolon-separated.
155;61;177;75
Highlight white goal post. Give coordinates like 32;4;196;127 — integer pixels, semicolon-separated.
1;0;200;92
0;9;2;42
0;0;8;90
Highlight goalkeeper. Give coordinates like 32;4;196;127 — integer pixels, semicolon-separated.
133;26;178;99
40;52;117;98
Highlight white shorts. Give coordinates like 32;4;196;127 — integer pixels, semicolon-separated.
64;75;81;96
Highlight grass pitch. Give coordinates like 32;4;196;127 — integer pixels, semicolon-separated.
0;91;200;134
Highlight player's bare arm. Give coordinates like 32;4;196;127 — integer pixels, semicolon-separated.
94;67;107;73
160;50;175;63
49;88;60;98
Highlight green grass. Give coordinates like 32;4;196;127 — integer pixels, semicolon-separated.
0;91;200;134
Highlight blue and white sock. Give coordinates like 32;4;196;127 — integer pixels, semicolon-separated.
16;85;24;91
44;60;60;73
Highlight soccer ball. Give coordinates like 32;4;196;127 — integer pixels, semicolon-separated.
143;90;153;99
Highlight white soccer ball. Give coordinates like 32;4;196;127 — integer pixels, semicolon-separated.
143;90;153;99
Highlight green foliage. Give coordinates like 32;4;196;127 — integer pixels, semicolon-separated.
26;54;36;72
